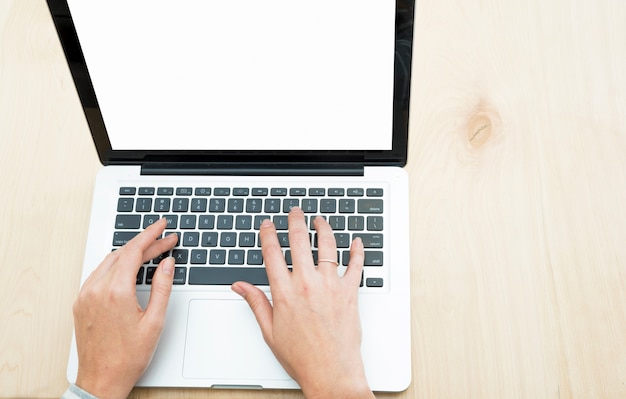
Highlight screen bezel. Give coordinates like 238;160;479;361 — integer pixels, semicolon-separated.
46;0;415;167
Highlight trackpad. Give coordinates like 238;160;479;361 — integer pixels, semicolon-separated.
183;299;291;381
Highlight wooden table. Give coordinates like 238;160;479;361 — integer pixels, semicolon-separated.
1;0;625;397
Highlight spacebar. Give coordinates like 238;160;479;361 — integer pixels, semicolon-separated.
188;267;269;286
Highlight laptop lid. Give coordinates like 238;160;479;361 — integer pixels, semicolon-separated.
46;0;415;172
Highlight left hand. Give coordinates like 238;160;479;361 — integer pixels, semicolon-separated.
72;218;178;399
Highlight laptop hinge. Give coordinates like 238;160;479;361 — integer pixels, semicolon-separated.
140;162;365;177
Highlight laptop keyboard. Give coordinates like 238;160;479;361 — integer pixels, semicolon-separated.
114;186;386;289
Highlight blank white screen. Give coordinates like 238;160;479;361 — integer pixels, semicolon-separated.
68;0;396;151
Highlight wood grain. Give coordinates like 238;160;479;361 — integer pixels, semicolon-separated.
1;0;624;397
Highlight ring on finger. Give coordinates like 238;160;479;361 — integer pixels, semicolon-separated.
317;258;339;267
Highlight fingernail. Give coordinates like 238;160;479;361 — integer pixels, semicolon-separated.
161;257;174;276
261;219;272;228
231;282;247;298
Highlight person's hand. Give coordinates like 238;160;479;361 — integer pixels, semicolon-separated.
72;218;178;399
232;208;374;399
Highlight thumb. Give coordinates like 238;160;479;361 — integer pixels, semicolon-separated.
145;257;175;327
232;281;274;344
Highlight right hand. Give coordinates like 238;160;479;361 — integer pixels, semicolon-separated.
232;208;374;398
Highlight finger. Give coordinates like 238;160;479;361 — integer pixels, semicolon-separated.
286;208;314;275
313;216;339;274
231;281;275;346
343;237;365;287
141;232;178;264
143;257;175;331
259;219;290;286
116;218;168;281
81;249;121;287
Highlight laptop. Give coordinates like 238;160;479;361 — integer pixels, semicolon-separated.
48;0;415;392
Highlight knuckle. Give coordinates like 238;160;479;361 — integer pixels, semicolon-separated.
316;233;336;248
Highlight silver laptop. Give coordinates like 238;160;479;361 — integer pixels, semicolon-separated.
48;0;415;392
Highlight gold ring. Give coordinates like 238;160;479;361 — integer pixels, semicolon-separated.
317;259;339;266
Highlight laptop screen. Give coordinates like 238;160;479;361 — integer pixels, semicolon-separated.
49;0;414;165
67;0;396;152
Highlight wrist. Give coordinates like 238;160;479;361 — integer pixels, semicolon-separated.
76;371;134;399
299;369;374;399
303;384;375;399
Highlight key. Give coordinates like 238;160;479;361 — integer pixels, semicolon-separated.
328;188;344;196
146;267;157;284
180;215;197;229
235;215;252;230
220;232;237;247
228;198;244;213
201;232;218;247
341;250;384;266
239;232;256;247
357;199;383;214
188;267;269;285
271;188;287;196
143;215;160;228
138;187;155;195
254;215;271;229
283;199;299;213
247;250;263;265
301;199;318;213
264;199;281;213
364;251;383;266
152;251;170;264
172;249;188;264
320;199;337;213
252;188;268;196
352;233;383;248
191;198;207;212
334;233;351;248
113;231;139;246
157;187;174;196
172;198;189;212
195;187;211;196
339;199;356;213
164;232;180;246
273;215;289;230
277;233;290;248
328;216;345;230
347;188;364;197
308;188;325;196
366;278;384;287
117;198;134;212
120;187;136;195
217;215;234;229
136;267;144;284
176;187;193;196
214;188;230;196
164;215;178;229
135;198;152;212
190;250;207;264
154;198;171;212
209;250;227;264
366;188;384;197
233;188;250;196
209;198;226;212
348;216;365;231
246;198;263;213
198;215;215;229
115;215;141;229
228;250;245;265
367;216;383;231
182;232;200;247
289;188;306;196
173;267;187;285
